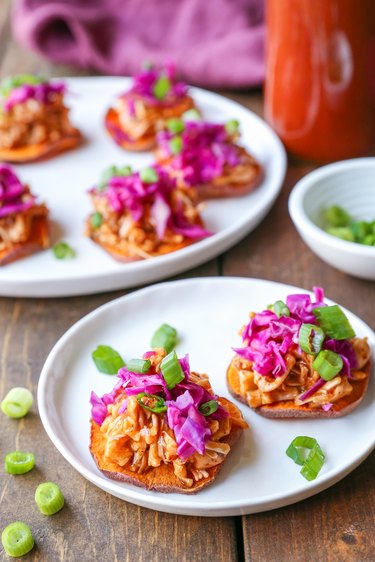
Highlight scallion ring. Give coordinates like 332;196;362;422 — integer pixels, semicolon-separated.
313;305;355;340
286;436;325;481
312;349;343;381
140;167;159;184
126;358;151;374
150;324;178;353
160;350;184;389
298;323;325;355
4;451;35;475
167;118;185;134
1;387;33;419
152;75;171;100
199;400;219;416
273;300;290;318
35;482;65;515
91;345;125;374
136;393;167;414
1;522;34;557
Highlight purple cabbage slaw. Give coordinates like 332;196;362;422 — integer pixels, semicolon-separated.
234;286;358;391
0;164;35;218
157;121;241;187
91;166;211;241
126;62;188;105
3;80;66;112
90;352;228;462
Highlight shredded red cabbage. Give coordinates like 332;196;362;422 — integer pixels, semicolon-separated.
3;81;66;112
298;378;326;402
157;121;241;186
126;62;188;105
91;166;211;240
90;351;228;461
0;164;35;218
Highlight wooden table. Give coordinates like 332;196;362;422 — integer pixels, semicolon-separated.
0;5;374;562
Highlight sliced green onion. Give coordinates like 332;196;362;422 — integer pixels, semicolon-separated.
324;205;351;228
1;387;33;419
286;436;325;481
160;350;184;389
273;300;290;318
182;108;201;122
150;324;178;353
326;227;355;242
140;167;159;184
363;234;375;246
0;74;44;97
98;165;132;190
169;135;183;155
90;212;103;229
126;358;151;374
298;323;325;355
350;220;371;242
153;75;171;100
35;482;64;515
52;242;75;260
5;452;35;475
225;119;240;135
312;349;343;380
313;305;355;340
167;118;185;134
1;522;34;557
199;400;219;416
91;345;125;374
136;393;167;414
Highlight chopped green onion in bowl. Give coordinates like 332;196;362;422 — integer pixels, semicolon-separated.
323;205;375;246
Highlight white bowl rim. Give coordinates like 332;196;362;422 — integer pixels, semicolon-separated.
288;157;375;257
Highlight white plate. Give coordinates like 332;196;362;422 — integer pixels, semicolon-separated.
0;77;286;297
38;277;375;516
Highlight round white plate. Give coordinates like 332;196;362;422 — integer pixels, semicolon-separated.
38;277;375;516
0;77;286;297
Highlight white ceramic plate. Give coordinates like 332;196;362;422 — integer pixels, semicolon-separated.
38;277;375;516
0;77;286;297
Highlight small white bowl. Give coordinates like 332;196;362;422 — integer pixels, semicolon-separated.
288;158;375;280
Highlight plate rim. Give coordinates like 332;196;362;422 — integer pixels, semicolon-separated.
37;276;375;516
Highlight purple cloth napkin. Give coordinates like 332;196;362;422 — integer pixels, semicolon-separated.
12;0;265;88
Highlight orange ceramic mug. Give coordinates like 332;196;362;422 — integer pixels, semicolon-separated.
264;0;375;162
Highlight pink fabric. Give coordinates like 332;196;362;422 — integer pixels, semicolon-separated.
12;0;265;88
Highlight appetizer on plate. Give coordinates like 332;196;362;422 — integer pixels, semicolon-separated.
104;63;196;151
90;349;248;493
227;287;371;418
0;74;82;163
86;165;211;262
0;164;49;265
155;117;262;199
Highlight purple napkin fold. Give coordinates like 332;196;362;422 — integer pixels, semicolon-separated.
12;0;265;88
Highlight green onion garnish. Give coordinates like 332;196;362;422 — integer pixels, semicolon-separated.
326;227;355;242
1;387;33;419
91;345;125;374
160;350;184;389
312;349;343;380
0;74;44;97
273;300;290;318
182;108;201;122
298;323;325;355
153;75;171;100
52;242;75;260
5;451;35;475
199;400;219;416
324;205;351;228
140;167;159;184
286;436;325;481
90;212;103;229
167;118;185;134
35;482;65;515
126;358;151;374
313;305;355;340
98;165;132;190
225;119;240;135
1;522;35;557
136;393;167;414
169;135;183;155
150;324;178;353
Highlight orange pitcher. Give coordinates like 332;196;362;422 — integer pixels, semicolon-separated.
264;0;375;162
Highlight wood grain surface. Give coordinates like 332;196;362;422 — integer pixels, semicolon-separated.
0;2;374;561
